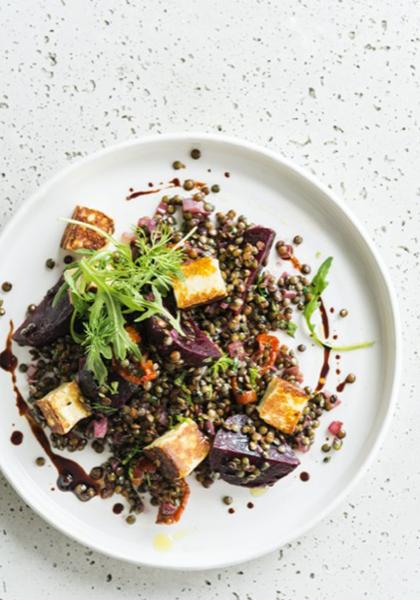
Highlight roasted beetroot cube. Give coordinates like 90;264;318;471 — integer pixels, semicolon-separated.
209;414;299;487
144;313;221;367
13;278;72;347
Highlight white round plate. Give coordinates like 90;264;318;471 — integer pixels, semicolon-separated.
0;134;400;569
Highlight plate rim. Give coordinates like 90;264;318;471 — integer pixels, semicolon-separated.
0;132;402;570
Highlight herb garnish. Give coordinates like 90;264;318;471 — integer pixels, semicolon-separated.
55;220;193;384
248;366;259;388
211;354;238;377
286;321;298;338
303;257;374;351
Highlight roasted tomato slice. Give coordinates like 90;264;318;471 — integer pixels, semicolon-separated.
255;333;280;373
114;325;157;385
156;479;191;525
234;389;257;405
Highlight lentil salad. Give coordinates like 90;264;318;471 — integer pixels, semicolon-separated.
4;160;373;526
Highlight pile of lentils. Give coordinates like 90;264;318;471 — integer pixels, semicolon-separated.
22;160;341;519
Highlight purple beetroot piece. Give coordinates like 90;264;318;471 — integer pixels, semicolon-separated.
77;369;138;408
144;314;221;367
209;414;300;487
13;278;72;347
242;225;275;288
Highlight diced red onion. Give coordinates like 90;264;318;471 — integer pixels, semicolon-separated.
26;364;37;383
228;341;245;359
182;198;208;215
93;415;108;438
137;216;156;232
155;200;169;215
328;420;343;436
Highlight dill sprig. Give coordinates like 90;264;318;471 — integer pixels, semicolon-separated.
55;220;192;384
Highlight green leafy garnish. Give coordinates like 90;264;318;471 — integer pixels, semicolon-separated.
90;403;118;415
211;354;238;377
303;257;374;351
248;366;259;388
55;220;193;384
286;321;298;338
175;415;192;425
122;446;143;465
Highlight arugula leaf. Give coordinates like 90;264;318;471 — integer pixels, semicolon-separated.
303;256;333;340
303;257;374;351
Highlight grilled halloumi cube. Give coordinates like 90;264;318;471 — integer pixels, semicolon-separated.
172;256;227;309
258;377;308;435
144;419;210;479
61;205;114;251
35;381;91;435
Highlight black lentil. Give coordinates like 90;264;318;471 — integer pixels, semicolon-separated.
172;160;185;170
183;179;194;191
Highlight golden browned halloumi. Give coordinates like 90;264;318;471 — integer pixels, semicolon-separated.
35;381;91;435
258;377;308;435
172;256;227;309
60;205;114;251
144;419;210;479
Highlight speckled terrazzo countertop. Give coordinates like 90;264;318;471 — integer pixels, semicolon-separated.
0;1;419;598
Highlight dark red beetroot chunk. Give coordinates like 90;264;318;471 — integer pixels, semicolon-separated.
144;314;221;367
77;369;138;408
13;279;72;347
209;414;300;487
243;226;275;288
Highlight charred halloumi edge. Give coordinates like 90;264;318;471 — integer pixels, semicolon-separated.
61;205;114;251
144;418;210;479
35;381;91;435
258;376;308;435
172;256;227;309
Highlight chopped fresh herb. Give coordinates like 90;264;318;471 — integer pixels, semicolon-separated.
175;415;192;425
304;257;374;351
90;403;118;415
122;446;143;465
108;380;119;395
211;354;238;377
54;220;194;384
248;367;259;388
174;372;187;387
286;321;298;337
